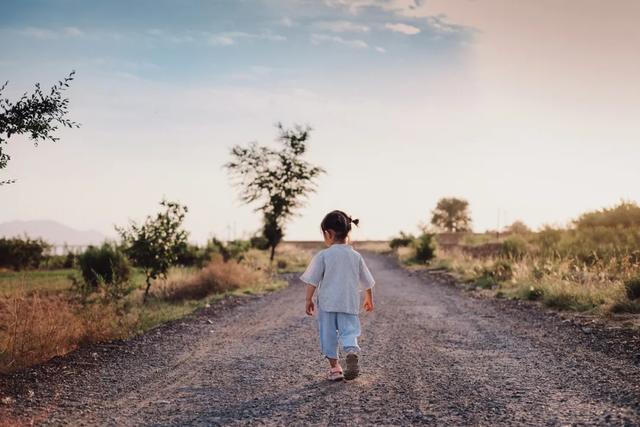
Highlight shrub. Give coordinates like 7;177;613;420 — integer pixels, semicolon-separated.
481;260;513;282
624;276;640;300
0;237;50;270
389;232;415;250
226;239;251;261
250;234;270;250
412;233;436;263
473;276;497;289
44;251;76;269
76;244;130;288
157;258;268;301
500;235;528;260
574;200;640;229
524;285;544;301
176;244;202;267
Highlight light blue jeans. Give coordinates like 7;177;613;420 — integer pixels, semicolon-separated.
317;309;361;359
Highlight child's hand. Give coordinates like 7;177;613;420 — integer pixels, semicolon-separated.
363;290;374;312
305;299;315;316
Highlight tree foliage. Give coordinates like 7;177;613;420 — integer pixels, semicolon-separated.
117;200;189;302
574;200;640;229
0;237;50;270
507;220;531;235
225;123;325;260
0;71;79;185
430;197;472;233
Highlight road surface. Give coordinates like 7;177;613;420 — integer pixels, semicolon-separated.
3;253;640;426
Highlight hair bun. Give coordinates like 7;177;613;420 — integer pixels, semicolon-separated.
352;218;360;226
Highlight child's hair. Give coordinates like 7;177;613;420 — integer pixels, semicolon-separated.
321;210;359;241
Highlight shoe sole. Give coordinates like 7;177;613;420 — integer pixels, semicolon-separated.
344;354;359;380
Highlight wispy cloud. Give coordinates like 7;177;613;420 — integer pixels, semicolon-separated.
323;0;423;14
206;31;286;46
20;27;57;39
314;20;370;33
310;33;368;49
63;27;84;37
384;22;420;35
279;17;295;27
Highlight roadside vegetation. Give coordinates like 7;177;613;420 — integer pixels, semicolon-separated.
0;122;320;374
390;199;640;316
0;233;309;374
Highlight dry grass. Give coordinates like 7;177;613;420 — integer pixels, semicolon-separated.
432;249;640;314
0;253;290;374
0;292;137;374
354;241;392;254
156;257;270;301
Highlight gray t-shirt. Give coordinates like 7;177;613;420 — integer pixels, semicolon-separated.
300;244;375;314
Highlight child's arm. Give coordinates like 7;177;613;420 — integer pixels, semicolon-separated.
363;288;374;312
305;284;316;315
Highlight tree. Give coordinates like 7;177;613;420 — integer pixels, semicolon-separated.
117;200;189;302
225;123;325;261
430;197;472;233
0;71;79;185
507;220;531;235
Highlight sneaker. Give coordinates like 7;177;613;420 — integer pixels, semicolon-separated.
327;366;344;381
343;353;359;380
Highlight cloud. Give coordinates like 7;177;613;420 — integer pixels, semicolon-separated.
310;33;368;49
206;31;286;46
208;34;236;46
323;0;423;14
375;46;386;53
384;22;420;34
18;27;61;39
314;20;370;33
63;27;84;37
279;17;295;27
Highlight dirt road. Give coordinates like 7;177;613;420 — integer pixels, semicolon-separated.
3;253;640;426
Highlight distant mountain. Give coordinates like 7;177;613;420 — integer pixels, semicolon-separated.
0;220;108;246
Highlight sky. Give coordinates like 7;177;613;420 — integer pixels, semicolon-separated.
1;0;639;243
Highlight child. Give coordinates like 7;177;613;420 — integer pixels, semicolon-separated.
300;210;375;381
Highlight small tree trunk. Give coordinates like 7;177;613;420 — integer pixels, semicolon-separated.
269;244;276;262
143;275;152;303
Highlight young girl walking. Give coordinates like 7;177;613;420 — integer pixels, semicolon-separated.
300;210;375;381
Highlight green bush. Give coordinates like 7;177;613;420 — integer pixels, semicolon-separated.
226;239;251;261
389;232;415;250
77;244;131;288
473;276;497;289
575;201;640;229
524;285;544;301
0;237;50;270
624;276;640;300
482;260;513;282
500;235;528;260
250;235;270;250
413;233;436;263
176;244;200;267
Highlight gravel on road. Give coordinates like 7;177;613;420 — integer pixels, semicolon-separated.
2;253;639;426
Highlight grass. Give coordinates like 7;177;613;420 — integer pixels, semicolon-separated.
0;247;302;374
426;248;640;315
387;234;640;316
0;268;148;296
0;269;74;295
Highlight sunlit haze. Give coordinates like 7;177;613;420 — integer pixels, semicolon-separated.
2;0;639;242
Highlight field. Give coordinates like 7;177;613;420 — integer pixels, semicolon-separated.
393;226;640;317
0;246;312;374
